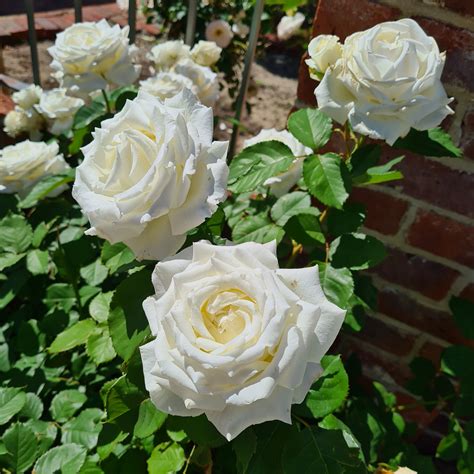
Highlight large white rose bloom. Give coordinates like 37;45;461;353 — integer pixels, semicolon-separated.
139;72;196;101
140;240;345;440
191;40;222;67
205;20;233;49
149;40;191;71
0;141;70;196
277;12;305;41
315;18;454;145
175;59;220;107
305;35;342;80
72;90;229;261
35;88;84;135
244;129;312;197
48;20;140;94
12;84;42;110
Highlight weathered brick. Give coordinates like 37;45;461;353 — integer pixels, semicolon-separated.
418;340;445;368
350;187;409;235
460;106;474;161
377;287;464;344
0;92;14;117
460;282;474;303
415;18;474;92
373;247;460;301
407;210;474;268
443;0;474;18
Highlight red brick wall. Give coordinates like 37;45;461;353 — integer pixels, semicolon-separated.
297;0;474;393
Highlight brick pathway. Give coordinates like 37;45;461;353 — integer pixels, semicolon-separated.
0;2;160;45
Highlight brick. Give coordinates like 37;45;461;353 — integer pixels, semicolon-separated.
443;0;474;17
296;55;317;106
407;210;474;268
419;340;445;367
460;106;474;161
384;151;474;219
395;392;441;429
0;92;14;117
357;315;418;356
350;187;409;235
415;18;474;92
378;287;464;344
373;247;460;301
460;283;474;303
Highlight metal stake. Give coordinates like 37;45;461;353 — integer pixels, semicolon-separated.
74;0;83;22
129;0;137;43
185;0;197;46
25;0;40;85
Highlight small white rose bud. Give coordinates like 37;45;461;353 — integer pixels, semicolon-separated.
305;34;342;81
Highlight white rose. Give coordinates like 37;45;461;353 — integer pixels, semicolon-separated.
205;20;233;49
244;128;312;197
232;22;249;38
191;40;222;67
277;12;305;41
72;89;229;261
35;88;84;135
3;109;30;137
12;85;43;110
139;72;196;101
0;140;70;196
149;40;191;71
48;20;140;94
394;468;417;474
305;35;342;80
140;240;345;440
175;59;220;107
316;18;454;145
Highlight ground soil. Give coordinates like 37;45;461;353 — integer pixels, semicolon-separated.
2;35;299;149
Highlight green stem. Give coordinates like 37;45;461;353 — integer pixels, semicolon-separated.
183;444;196;474
101;89;111;114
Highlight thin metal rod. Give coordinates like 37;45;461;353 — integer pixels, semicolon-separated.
128;0;137;44
185;0;197;46
74;0;83;22
24;0;40;85
228;0;264;160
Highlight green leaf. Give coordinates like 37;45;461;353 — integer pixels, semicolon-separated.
43;283;76;311
19;393;43;420
69;127;89;155
133;400;167;439
228;141;295;193
147;442;186;474
2;422;38;473
106;375;145;422
50;390;87;423
303;153;350;209
349;144;381;178
86;325;116;365
318;414;362;451
352;156;404;185
24;420;57;457
49;319;97;353
80;259;108;286
18;172;74;209
89;291;113;323
0;388;26;425
0;269;30;309
0;214;33;253
330;233;386;270
232;214;284;244
282;427;366;473
167;415;226;448
441;345;474;379
233;428;257;474
271;191;315;226
74;97;106;129
34;443;87;474
114;89;138;111
394;127;462;158
108;268;153;361
101;241;135;273
26;249;49;275
299;355;349;419
61;408;103;449
287;108;332;150
285;212;325;246
327;204;366;237
319;263;354;309
449;296;474;340
0;253;25;271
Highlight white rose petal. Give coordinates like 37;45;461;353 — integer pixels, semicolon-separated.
232;22;249;38
35;88;84;135
3;109;30;138
315;18;454;145
174;59;220;107
305;35;342;80
394;468;417;474
205;20;233;49
48;19;140;94
191;40;222;67
277;12;305;41
0;140;70;196
72;89;229;261
140;240;345;440
139;72;196;101
12;84;43;110
243;128;312;196
149;40;191;71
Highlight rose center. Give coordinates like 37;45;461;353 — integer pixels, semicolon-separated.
200;289;255;344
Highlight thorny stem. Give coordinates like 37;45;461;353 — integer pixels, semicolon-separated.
101;89;111;114
286;241;303;268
